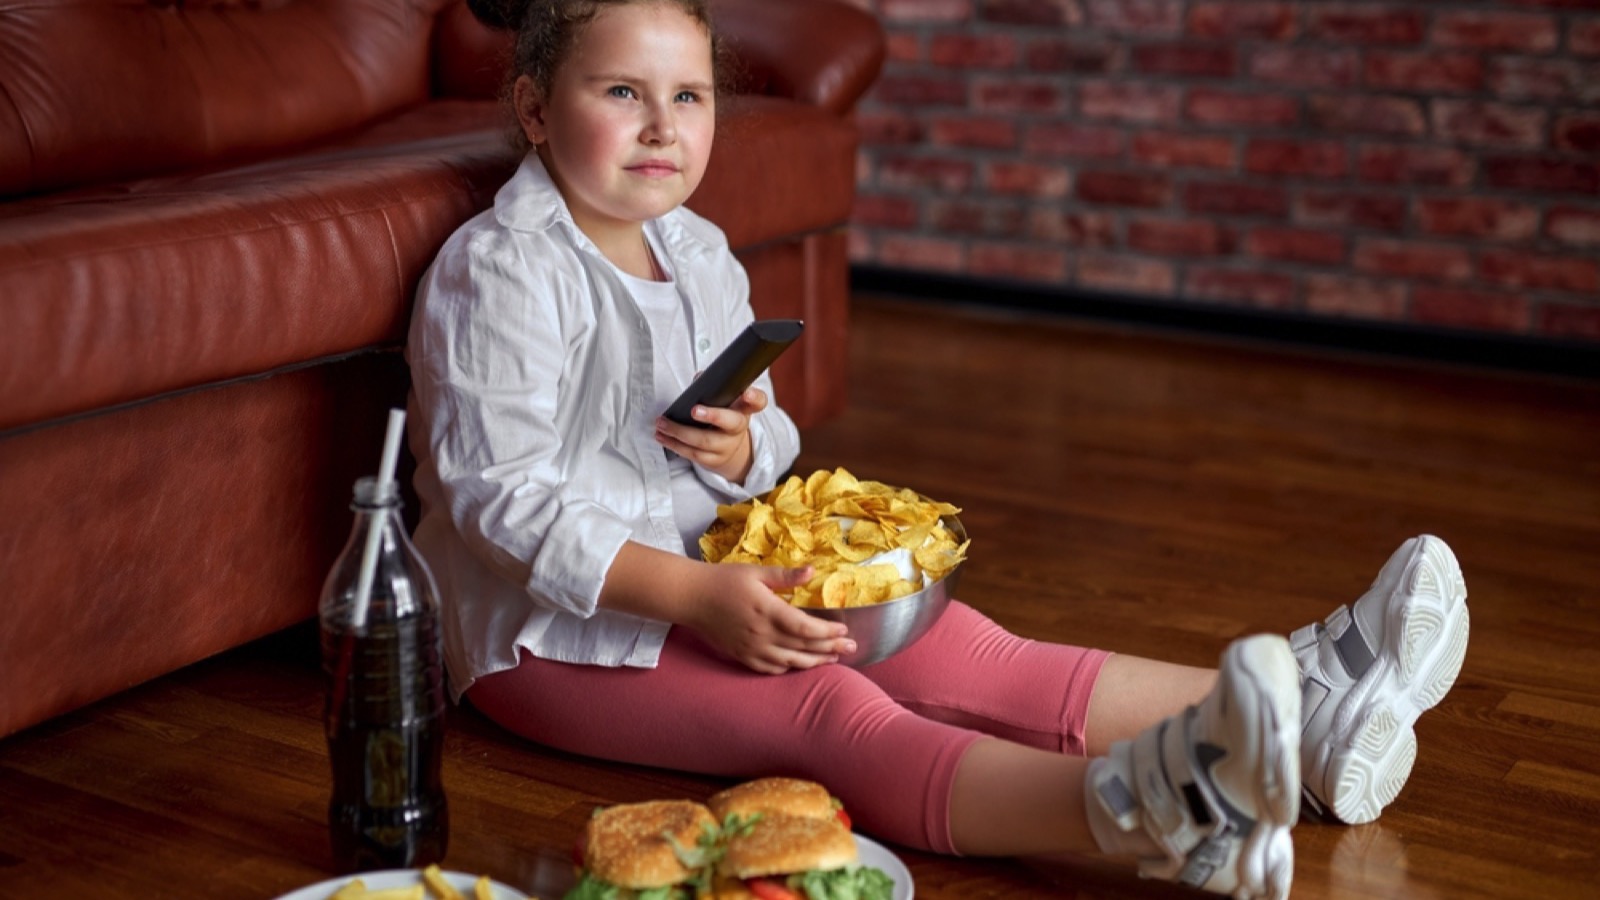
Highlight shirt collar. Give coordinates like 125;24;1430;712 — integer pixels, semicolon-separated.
492;151;711;267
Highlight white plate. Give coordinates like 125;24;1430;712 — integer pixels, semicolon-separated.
856;834;915;900
273;869;526;900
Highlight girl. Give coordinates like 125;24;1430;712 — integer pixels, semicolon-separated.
406;2;1471;897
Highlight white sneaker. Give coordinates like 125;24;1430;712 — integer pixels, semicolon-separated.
1088;635;1301;899
1294;535;1470;824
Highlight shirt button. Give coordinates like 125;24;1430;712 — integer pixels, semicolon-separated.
696;336;712;354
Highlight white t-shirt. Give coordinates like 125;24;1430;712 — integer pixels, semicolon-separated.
611;225;722;557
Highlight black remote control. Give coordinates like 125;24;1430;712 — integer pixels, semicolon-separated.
663;319;804;427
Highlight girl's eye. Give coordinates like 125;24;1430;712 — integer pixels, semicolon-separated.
675;91;701;104
607;85;637;99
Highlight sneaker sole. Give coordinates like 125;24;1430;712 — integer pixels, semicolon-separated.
1323;537;1469;824
1229;635;1301;900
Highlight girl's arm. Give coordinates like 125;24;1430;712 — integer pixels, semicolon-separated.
598;542;853;674
411;230;638;620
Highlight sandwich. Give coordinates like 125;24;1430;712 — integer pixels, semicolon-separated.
564;799;723;900
708;777;852;831
710;812;894;900
564;780;893;900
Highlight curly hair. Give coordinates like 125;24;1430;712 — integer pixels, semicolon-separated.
467;0;721;106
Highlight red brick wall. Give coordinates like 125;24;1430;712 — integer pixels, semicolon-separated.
845;0;1600;343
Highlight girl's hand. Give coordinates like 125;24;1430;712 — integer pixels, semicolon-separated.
686;563;854;674
655;386;766;484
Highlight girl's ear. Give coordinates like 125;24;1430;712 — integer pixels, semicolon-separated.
513;75;548;146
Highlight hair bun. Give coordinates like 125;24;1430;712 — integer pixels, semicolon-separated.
465;0;529;31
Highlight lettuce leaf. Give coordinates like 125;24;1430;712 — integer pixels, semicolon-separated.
562;873;619;900
789;865;896;900
561;873;693;900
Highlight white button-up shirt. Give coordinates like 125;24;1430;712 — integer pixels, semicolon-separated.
406;153;801;700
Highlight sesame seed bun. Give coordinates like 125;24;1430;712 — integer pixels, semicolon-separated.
709;777;837;822
718;813;858;881
582;799;717;890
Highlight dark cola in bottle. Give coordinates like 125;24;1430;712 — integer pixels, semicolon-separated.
320;475;448;872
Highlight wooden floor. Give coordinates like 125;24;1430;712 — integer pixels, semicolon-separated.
3;294;1598;899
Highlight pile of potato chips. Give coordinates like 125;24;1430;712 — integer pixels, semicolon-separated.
700;467;969;609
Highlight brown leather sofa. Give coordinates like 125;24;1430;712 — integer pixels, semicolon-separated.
0;0;884;739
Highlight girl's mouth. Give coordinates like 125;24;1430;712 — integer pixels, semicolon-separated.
628;161;680;177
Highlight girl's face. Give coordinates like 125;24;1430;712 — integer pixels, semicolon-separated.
516;2;716;239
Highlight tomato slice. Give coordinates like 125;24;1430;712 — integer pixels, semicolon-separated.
747;877;803;900
835;806;852;830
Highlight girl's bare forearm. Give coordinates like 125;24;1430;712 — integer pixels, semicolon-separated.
596;540;707;627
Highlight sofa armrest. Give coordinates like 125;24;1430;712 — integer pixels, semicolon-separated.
432;0;885;116
714;0;886;116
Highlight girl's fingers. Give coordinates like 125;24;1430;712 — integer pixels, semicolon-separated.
761;564;814;591
801;635;855;657
752;647;838;674
781;650;839;671
779;604;847;642
769;616;853;658
745;657;788;675
655;418;705;450
730;387;767;416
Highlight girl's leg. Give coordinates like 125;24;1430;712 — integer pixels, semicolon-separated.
1081;654;1216;755
472;625;1299;898
469;623;1117;858
857;601;1111;755
870;604;1297;897
862;600;1216;757
468;626;985;853
946;635;1301;900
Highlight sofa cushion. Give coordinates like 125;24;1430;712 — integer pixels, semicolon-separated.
0;101;512;433
0;0;456;198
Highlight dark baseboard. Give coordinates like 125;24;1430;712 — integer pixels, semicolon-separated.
851;266;1600;382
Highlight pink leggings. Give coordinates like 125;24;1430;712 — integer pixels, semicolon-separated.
468;601;1108;854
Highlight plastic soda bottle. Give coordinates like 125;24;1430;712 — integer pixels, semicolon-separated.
319;475;449;872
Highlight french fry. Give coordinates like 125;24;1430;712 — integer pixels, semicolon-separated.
322;870;523;900
421;865;466;900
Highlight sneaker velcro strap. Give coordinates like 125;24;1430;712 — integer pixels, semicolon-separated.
1144;710;1252;861
1134;718;1188;841
1094;771;1140;831
1177;830;1236;889
1327;605;1377;680
1289;621;1321;654
1302;673;1332;727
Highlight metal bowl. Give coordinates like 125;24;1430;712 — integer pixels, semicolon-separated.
802;513;965;667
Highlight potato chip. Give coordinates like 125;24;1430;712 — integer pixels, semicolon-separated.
700;467;969;609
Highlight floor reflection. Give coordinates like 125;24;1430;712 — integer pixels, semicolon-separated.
1324;823;1440;900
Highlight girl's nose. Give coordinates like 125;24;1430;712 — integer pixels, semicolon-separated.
643;102;677;145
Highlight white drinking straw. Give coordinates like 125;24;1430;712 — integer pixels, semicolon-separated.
350;408;407;629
